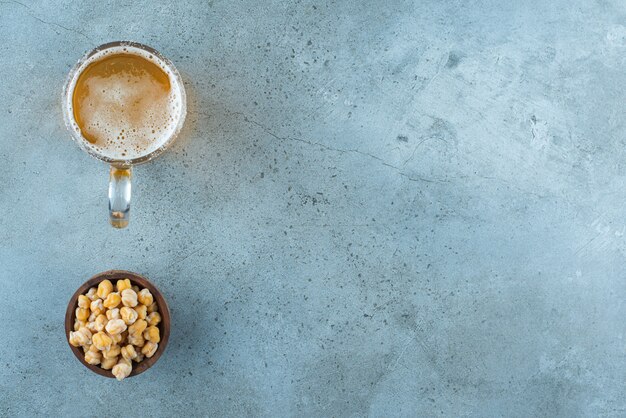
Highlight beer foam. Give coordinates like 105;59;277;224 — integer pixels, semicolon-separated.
67;45;184;161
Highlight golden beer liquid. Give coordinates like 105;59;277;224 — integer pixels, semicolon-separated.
72;53;175;159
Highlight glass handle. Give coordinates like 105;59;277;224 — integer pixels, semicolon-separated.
108;166;132;229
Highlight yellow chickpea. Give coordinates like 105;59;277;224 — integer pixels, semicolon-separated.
84;350;102;365
128;319;147;336
110;332;123;344
134;304;147;320
128;333;145;348
82;344;98;354
86;321;98;333
101;356;118;370
112;358;132;381
121;289;138;307
92;331;112;351
77;295;90;309
90;299;104;316
141;341;158;358
143;326;160;343
133;305;148;319
105;319;127;335
120;344;137;361
97;279;113;299
68;327;92;347
120;306;138;325
137;289;153;306
146;312;161;326
94;314;107;332
146;302;158;314
103;345;121;359
103;292;121;309
74;319;86;331
75;307;90;322
116;279;131;292
106;308;120;320
85;287;98;301
87;344;99;353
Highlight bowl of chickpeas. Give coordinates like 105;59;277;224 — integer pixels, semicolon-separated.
65;270;170;380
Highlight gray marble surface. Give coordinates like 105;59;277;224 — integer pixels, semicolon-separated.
1;0;625;416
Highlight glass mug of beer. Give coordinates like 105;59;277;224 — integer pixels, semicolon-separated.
62;41;186;228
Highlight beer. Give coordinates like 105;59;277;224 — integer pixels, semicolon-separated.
68;46;184;160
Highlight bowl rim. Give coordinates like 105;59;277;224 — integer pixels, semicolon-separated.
65;269;170;378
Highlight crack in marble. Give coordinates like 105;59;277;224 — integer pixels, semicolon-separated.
234;112;448;184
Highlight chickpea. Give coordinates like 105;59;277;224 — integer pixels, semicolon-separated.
86;321;98;333
120;344;137;361
146;312;161;326
90;299;104;316
143;326;160;344
97;279;113;299
93;314;107;332
73;319;87;331
128;333;145;348
110;332;123;344
112;359;132;381
103;292;121;309
84;350;102;366
141;341;158;358
106;308;120;320
103;345;121;359
105;319;127;335
85;287;98;301
121;289;138;308
75;307;90;322
134;304;147;320
116;279;131;292
137;289;153;306
77;295;90;309
101;356;118;370
68;327;92;347
128;319;147;336
120;307;138;325
92;331;112;351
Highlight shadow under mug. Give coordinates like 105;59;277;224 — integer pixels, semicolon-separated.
62;41;187;228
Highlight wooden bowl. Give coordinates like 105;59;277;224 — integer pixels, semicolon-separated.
65;270;170;378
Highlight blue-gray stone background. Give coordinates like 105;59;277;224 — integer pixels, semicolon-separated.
1;0;625;416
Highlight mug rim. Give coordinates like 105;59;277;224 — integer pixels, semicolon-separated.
62;40;187;166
